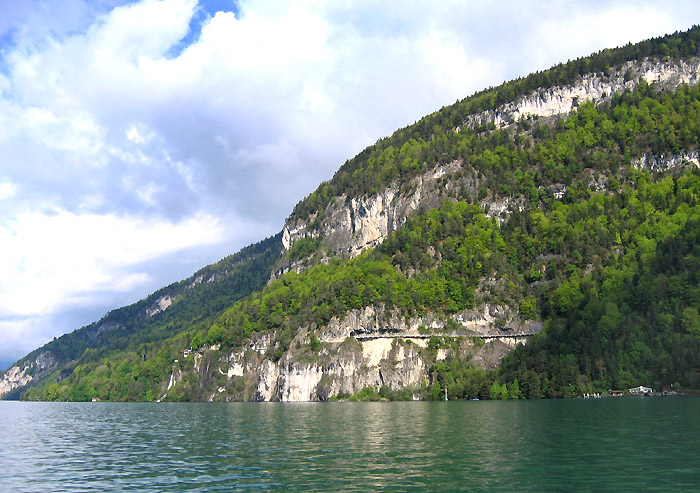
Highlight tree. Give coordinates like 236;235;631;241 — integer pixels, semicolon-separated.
681;307;700;337
490;381;509;400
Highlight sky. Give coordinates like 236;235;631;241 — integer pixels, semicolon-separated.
0;0;698;370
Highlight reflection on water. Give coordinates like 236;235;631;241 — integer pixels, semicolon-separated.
1;399;700;491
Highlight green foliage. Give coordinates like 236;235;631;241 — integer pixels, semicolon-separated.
19;234;282;402
681;307;700;337
349;386;382;401
499;169;700;395
206;324;225;345
490;381;509;400
378;385;414;401
287;237;321;262
519;297;538;320
190;333;203;350
203;200;513;359
308;334;321;352
431;357;494;400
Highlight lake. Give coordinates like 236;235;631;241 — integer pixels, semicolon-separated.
1;398;699;491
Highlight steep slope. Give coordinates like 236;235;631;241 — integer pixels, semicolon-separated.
497;178;700;397
0;233;282;399
8;26;700;401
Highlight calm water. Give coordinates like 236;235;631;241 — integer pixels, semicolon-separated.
1;398;699;491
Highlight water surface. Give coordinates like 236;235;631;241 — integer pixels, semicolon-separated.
1;398;699;491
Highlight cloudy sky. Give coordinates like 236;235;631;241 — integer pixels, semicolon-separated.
0;0;698;370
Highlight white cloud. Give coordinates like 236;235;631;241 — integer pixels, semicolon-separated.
0;209;224;318
0;0;699;368
126;124;154;144
0;182;15;198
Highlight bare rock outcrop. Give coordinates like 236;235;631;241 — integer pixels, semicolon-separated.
199;304;542;402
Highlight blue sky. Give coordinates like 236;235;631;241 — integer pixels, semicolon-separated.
0;0;698;370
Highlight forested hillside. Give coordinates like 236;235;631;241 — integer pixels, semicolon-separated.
8;234;282;400
5;26;700;401
211;82;700;399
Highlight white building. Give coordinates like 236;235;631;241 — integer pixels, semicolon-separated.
628;385;653;395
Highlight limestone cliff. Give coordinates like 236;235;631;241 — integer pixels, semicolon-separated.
279;161;473;273
165;305;542;402
0;351;57;398
465;58;700;129
634;150;700;172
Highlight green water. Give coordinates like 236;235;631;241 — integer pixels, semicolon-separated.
1;398;699;491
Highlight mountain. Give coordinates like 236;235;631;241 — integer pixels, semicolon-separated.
3;26;700;401
0;234;281;400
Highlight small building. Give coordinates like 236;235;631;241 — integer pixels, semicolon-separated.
628;385;653;396
609;390;624;397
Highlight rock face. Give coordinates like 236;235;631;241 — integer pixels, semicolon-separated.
281;162;469;265
184;305;542;402
146;295;173;317
466;58;700;129
0;351;57;398
634;151;700;172
0;366;33;396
